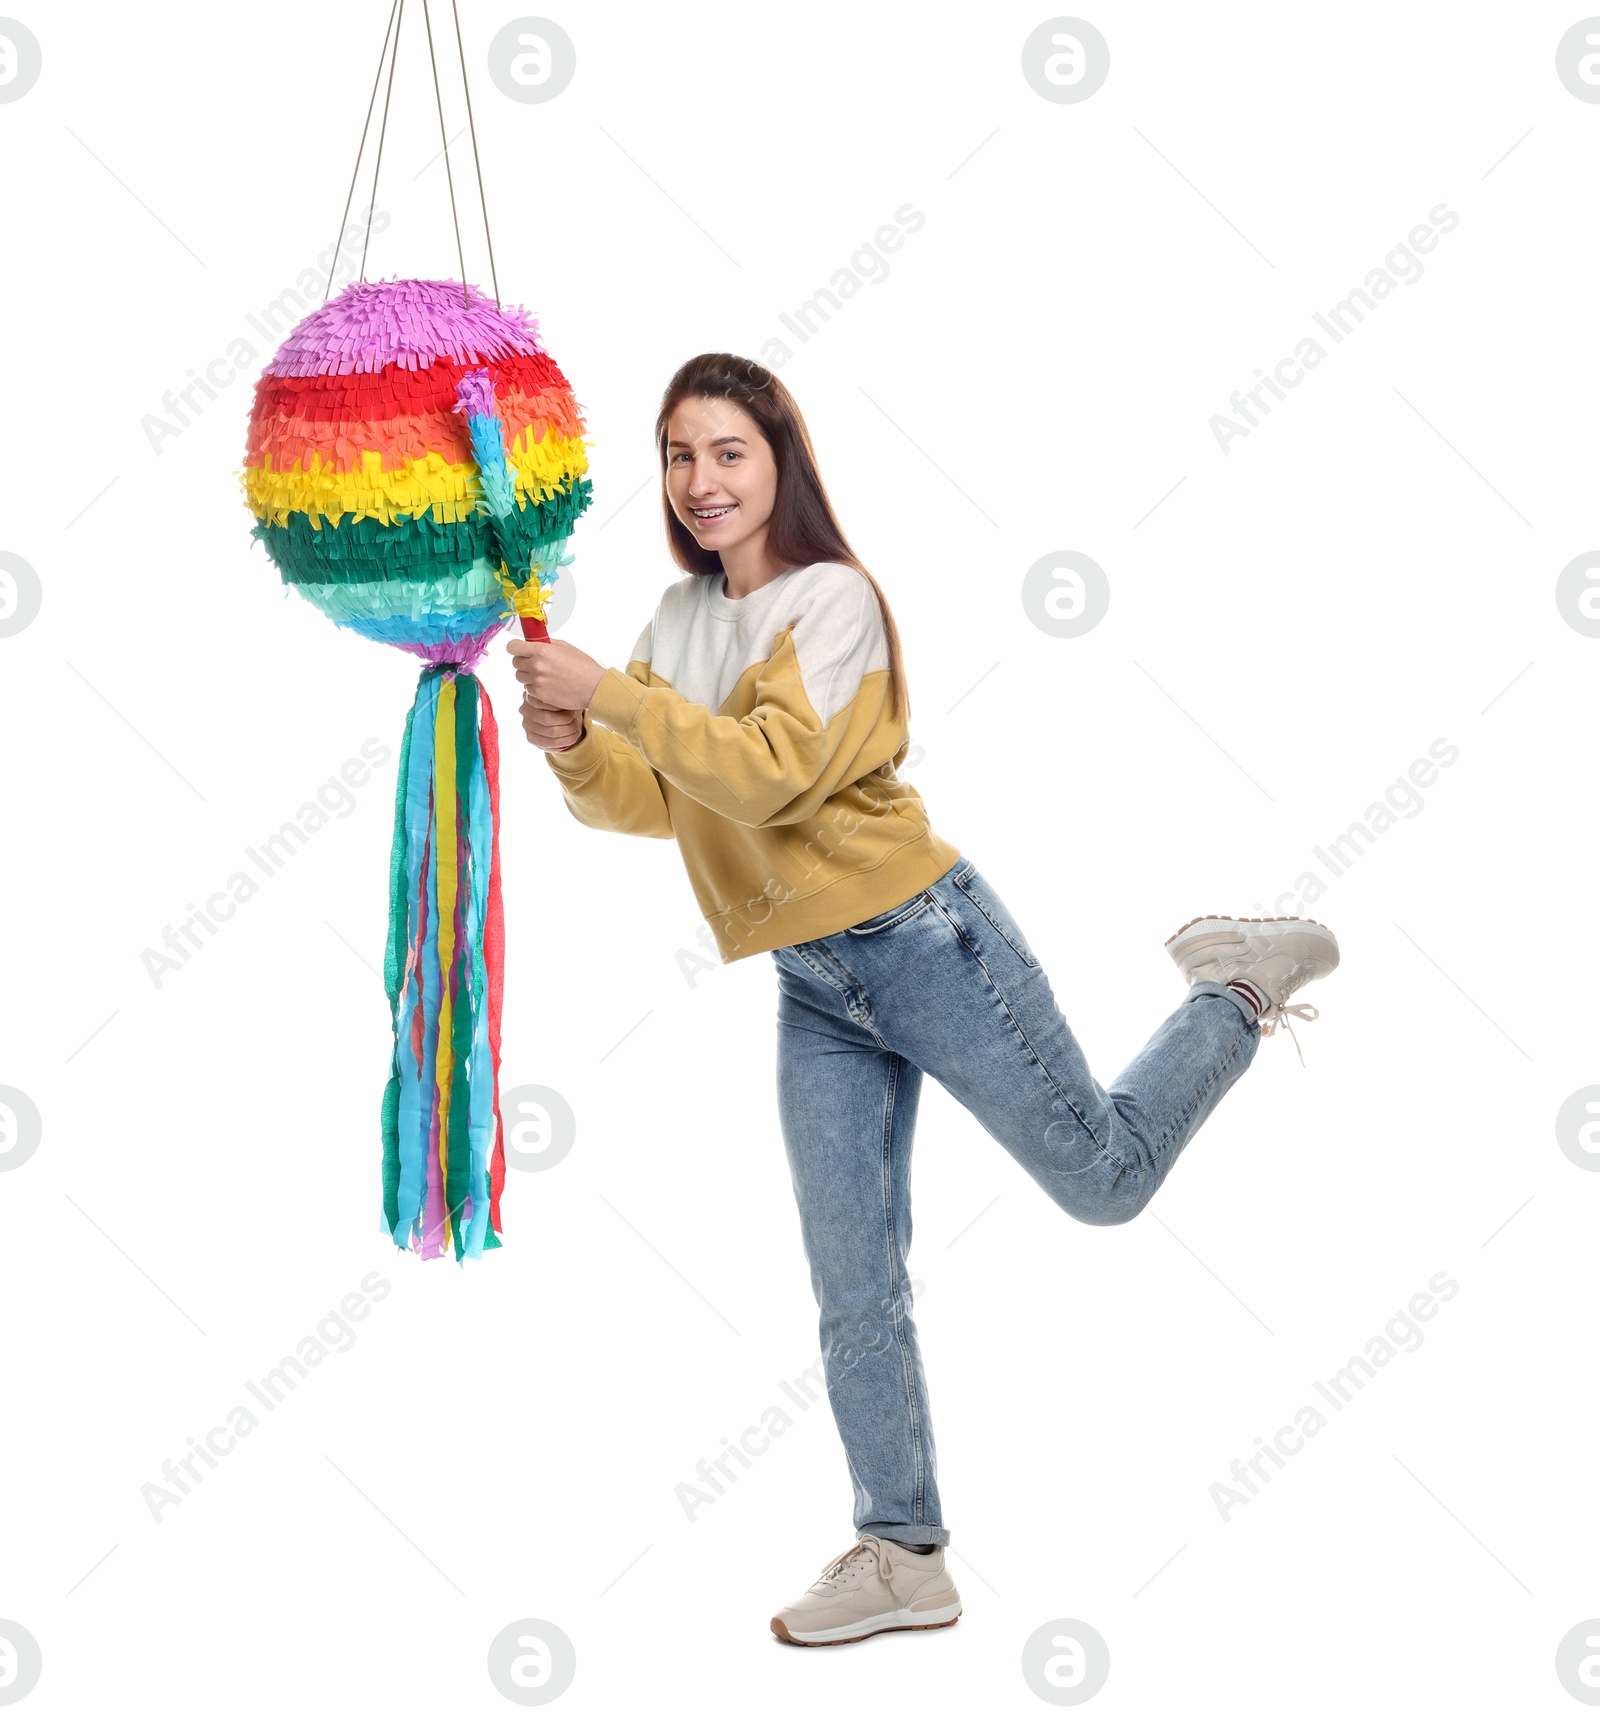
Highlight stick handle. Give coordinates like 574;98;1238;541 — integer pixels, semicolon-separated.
518;614;579;750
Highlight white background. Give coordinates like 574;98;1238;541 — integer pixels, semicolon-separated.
1;1;1596;1717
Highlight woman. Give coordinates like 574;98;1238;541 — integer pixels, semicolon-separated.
507;353;1340;1648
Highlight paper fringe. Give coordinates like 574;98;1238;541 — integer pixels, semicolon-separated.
240;277;594;667
243;430;588;530
454;366;559;623
381;667;506;1261
267;278;545;377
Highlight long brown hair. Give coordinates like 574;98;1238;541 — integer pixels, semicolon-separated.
653;353;910;724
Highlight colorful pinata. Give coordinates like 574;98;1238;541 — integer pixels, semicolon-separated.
240;277;593;1262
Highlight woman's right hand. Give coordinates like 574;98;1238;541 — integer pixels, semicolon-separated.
521;693;584;752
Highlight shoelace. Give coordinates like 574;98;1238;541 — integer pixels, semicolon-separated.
1259;999;1319;1065
812;1535;894;1593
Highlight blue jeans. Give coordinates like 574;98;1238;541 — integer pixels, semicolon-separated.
770;855;1260;1547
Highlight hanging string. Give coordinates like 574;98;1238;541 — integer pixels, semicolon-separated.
325;0;501;309
358;0;406;284
420;0;470;308
450;0;500;308
323;0;401;301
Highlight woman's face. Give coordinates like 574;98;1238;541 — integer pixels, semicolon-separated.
664;395;777;559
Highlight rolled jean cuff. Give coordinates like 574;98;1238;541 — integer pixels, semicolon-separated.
858;1519;950;1548
1184;977;1263;1034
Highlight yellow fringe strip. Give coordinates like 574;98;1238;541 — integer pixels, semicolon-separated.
498;568;554;622
244;432;591;528
433;679;459;1247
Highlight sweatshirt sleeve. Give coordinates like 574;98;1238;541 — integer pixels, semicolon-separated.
580;568;892;830
543;621;675;839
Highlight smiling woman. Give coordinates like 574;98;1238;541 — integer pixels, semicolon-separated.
665;396;789;594
506;353;935;958
504;350;1341;1649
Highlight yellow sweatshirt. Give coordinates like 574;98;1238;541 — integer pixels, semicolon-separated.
544;561;962;961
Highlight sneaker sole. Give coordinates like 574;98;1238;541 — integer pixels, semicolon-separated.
1164;914;1337;954
770;1601;963;1646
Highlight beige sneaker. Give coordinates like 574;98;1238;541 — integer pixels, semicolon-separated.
770;1534;962;1646
1164;914;1340;1063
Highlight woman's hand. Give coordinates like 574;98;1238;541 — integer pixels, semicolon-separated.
506;637;606;711
521;694;584;753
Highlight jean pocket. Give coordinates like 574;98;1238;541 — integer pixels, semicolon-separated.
952;864;1039;968
842;890;932;938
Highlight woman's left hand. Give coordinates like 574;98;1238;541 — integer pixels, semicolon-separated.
506;637;607;711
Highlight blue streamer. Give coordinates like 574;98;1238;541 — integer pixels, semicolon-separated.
392;672;440;1247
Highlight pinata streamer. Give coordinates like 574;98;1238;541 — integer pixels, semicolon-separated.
240;277;593;1259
